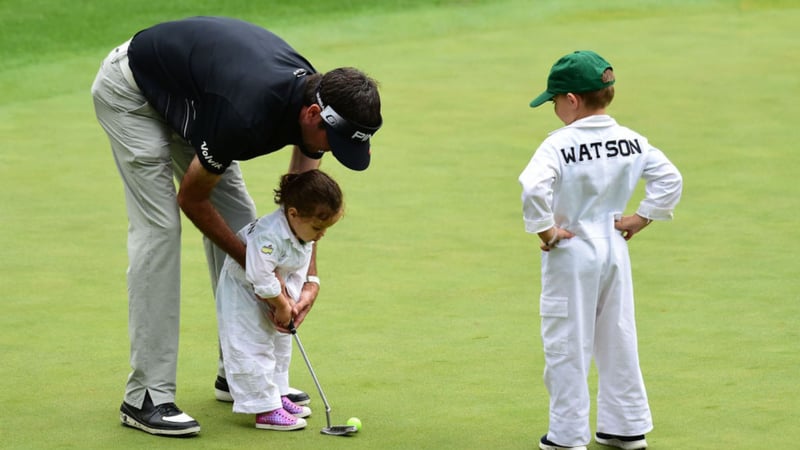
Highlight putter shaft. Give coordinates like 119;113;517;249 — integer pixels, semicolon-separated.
291;329;333;427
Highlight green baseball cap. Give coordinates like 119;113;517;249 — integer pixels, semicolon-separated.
529;50;615;107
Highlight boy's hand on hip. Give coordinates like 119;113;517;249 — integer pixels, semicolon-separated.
540;227;575;252
614;214;652;241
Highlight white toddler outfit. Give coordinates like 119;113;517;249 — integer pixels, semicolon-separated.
216;207;312;414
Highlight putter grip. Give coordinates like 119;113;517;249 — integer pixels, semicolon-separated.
289;319;297;334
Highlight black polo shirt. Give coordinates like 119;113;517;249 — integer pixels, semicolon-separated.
127;16;319;174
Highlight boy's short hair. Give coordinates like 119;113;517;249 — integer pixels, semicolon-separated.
575;68;615;109
530;50;615;107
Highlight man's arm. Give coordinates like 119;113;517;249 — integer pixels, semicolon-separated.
291;243;319;324
177;155;247;266
288;145;322;174
284;145;322;330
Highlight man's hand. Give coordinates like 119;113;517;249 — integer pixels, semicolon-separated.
291;281;320;328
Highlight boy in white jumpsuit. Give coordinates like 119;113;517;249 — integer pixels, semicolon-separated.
519;51;682;450
216;170;343;430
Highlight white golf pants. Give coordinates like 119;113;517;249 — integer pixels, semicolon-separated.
91;41;256;407
539;218;653;446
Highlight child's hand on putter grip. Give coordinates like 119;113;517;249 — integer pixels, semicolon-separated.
271;303;293;330
260;290;293;330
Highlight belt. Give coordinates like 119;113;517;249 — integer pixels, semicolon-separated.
563;213;623;238
113;39;140;91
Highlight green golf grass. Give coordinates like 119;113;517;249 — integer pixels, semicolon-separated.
1;0;798;448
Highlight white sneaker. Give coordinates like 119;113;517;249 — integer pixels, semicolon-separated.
595;432;647;449
286;386;311;406
539;435;587;450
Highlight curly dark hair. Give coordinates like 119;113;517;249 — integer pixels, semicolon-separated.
273;170;343;221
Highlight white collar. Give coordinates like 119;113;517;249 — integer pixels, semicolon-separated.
549;115;617;135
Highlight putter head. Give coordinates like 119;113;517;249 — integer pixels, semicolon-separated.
321;425;358;436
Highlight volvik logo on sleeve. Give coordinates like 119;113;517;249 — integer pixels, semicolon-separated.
200;141;224;171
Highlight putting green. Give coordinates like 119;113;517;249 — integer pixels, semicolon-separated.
1;1;798;449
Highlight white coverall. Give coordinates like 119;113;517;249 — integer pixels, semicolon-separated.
216;208;311;414
519;115;682;447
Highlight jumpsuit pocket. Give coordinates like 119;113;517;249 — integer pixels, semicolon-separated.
540;295;568;318
539;295;569;355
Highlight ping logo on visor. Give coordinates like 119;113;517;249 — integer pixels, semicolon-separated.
317;92;381;141
316;89;382;171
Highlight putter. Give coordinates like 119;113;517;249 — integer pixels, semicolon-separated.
289;321;358;436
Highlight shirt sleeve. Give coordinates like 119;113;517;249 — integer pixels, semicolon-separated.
519;141;559;234
636;146;683;221
191;94;251;174
245;234;283;300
